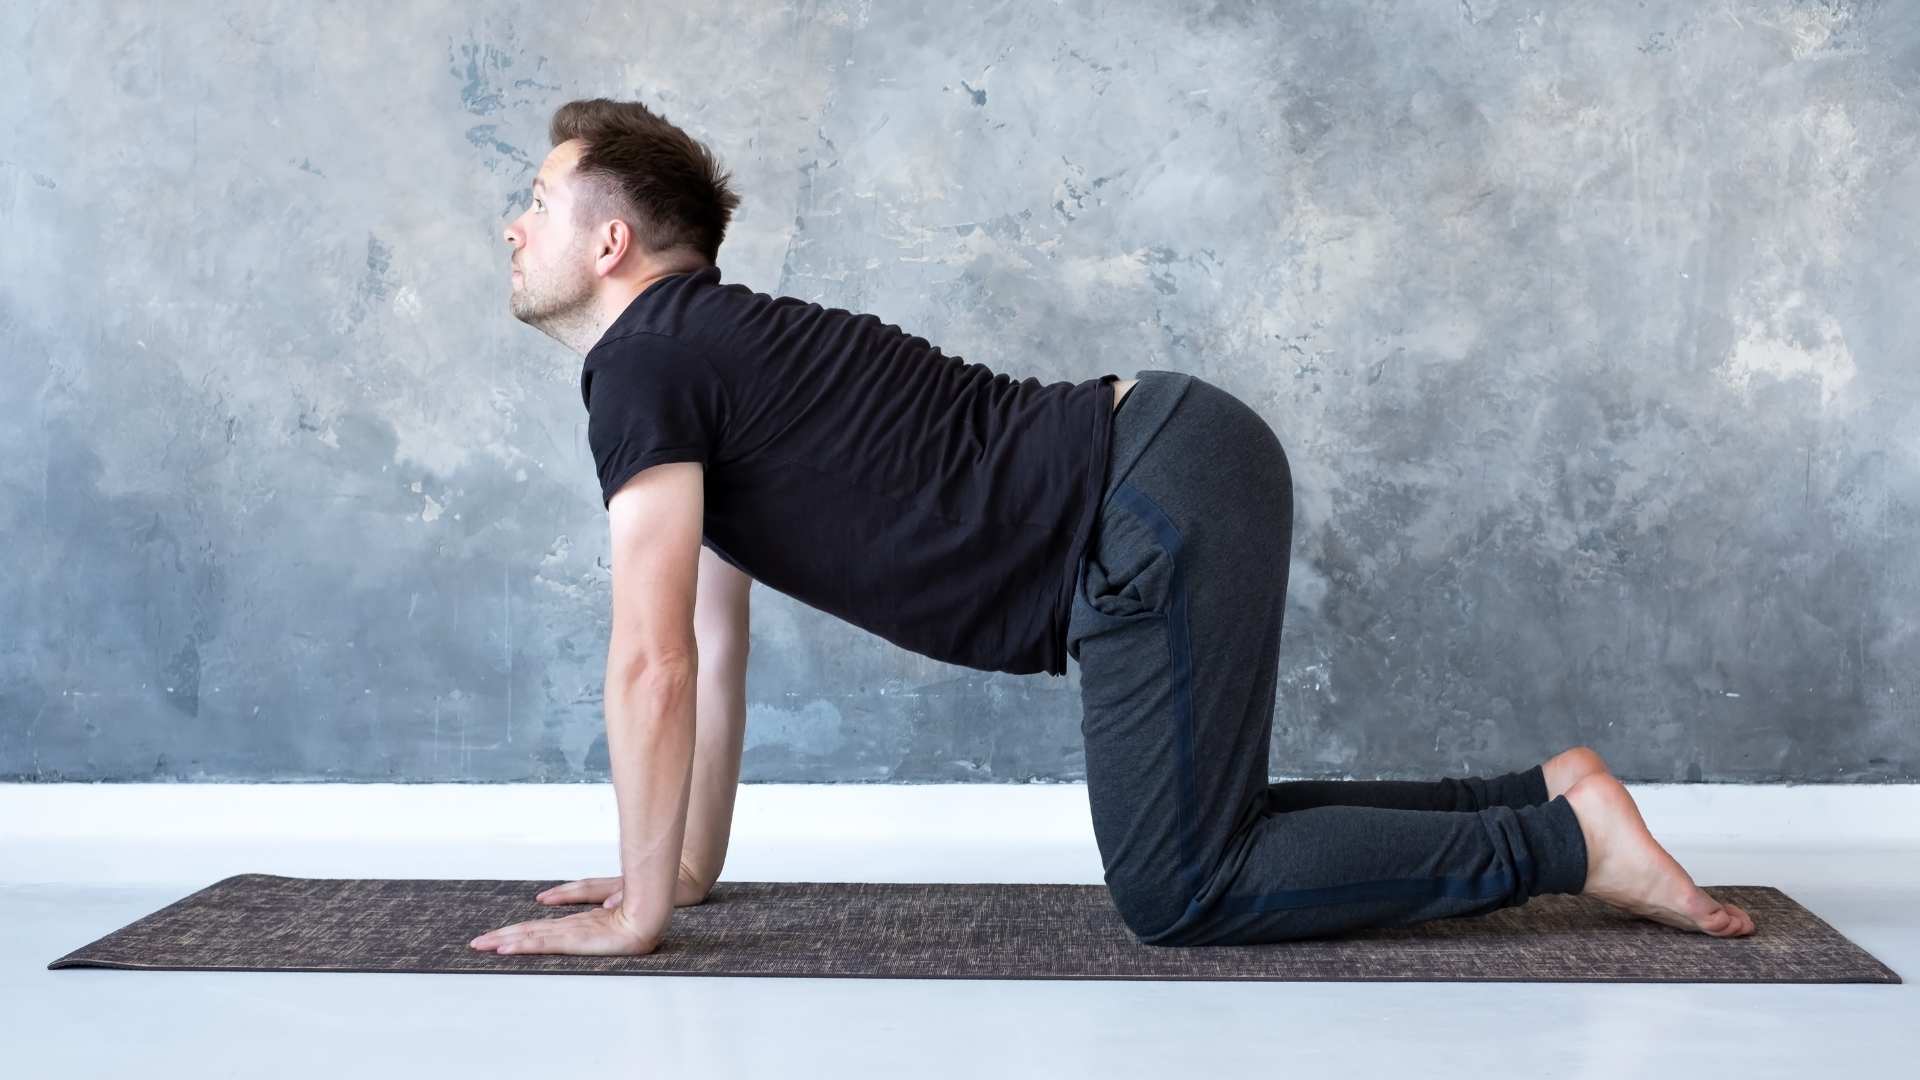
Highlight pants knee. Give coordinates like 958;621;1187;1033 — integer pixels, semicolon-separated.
1104;873;1188;944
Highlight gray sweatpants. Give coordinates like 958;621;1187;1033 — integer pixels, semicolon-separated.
1066;370;1590;946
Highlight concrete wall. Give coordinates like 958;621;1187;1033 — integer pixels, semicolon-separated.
4;0;1915;786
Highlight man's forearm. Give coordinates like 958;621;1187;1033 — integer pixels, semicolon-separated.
605;662;698;938
681;649;748;890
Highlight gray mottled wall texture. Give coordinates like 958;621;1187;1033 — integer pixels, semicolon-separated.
3;0;1916;786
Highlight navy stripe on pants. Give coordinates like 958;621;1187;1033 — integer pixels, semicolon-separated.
1066;370;1590;946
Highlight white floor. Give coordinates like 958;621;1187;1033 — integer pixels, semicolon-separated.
4;782;1916;1078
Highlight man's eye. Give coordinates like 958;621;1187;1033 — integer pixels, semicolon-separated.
532;197;544;211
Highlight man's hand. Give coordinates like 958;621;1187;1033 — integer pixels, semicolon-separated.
469;904;659;957
536;868;710;910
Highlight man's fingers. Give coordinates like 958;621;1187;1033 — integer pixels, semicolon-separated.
537;876;619;904
479;919;534;940
538;880;584;901
489;911;601;952
475;909;644;955
476;915;561;948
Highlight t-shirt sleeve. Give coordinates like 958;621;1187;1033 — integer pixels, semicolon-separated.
582;333;726;509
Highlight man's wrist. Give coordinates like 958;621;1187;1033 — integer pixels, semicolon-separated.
617;894;674;941
672;868;710;906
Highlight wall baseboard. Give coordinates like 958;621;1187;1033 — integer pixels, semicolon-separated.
4;781;1915;887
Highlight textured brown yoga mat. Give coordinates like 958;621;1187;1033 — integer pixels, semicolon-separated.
47;873;1899;983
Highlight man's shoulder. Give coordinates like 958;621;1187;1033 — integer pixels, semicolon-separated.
581;331;721;408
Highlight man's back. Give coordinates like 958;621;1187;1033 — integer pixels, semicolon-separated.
581;265;1121;676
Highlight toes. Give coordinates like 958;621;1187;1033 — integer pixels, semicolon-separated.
1701;902;1755;937
1698;905;1738;935
1725;902;1753;936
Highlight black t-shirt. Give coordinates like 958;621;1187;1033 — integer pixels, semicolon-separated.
580;265;1119;677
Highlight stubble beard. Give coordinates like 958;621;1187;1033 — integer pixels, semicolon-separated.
511;240;601;352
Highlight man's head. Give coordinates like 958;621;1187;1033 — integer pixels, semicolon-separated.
503;98;740;350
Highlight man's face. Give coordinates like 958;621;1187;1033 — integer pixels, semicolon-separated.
504;139;596;331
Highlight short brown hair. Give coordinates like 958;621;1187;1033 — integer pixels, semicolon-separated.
548;98;741;265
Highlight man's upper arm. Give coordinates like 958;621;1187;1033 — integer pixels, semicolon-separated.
694;543;753;652
606;460;705;680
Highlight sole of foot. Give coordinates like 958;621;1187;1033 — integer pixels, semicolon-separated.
1563;772;1756;937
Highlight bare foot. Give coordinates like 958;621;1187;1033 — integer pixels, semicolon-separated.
1542;746;1610;800
1562;773;1756;937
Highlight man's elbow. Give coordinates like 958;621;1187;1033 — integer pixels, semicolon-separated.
607;647;697;690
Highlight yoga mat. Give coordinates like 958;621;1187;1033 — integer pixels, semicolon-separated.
47;873;1900;983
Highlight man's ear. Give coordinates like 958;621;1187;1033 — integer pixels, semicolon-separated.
593;218;633;279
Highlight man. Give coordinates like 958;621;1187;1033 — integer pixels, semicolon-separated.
470;98;1752;957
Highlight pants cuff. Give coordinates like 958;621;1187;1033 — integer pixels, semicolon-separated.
1520;761;1549;804
1484;762;1549;807
1516;794;1590;897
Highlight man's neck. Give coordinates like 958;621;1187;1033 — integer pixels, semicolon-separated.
566;258;710;356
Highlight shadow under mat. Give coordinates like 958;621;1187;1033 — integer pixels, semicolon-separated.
47;874;1900;983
